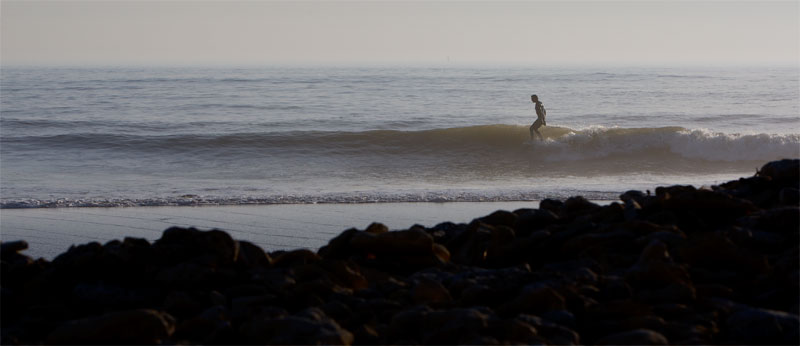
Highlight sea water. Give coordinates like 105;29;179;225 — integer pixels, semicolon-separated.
1;65;799;208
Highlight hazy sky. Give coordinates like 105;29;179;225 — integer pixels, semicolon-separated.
1;1;798;66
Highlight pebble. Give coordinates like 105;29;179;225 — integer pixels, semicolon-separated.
1;159;797;345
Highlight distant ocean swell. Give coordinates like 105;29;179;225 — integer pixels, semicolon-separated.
4;124;798;163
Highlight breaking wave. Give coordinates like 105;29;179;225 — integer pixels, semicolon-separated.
5;124;798;163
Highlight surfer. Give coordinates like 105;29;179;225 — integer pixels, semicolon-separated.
529;94;547;141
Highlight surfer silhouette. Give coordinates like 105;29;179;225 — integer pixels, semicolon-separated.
530;94;547;141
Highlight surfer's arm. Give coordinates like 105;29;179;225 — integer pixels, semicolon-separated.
542;106;547;125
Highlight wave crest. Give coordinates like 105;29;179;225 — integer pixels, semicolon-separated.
4;124;798;163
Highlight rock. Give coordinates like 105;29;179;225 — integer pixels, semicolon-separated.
49;241;105;281
620;190;648;203
651;303;692;319
620;190;658;209
596;275;633;300
347;229;451;272
678;233;769;275
539;198;564;216
155;261;218;285
725;306;800;345
426;221;467;244
422;308;491;344
595;328;669;345
236;240;271;267
173;305;233;344
163;290;206;319
431;243;451;263
560;230;636;258
485;225;516;267
586;299;653;323
592;202;625;223
695;283;735;300
3;159;800;345
351;323;382;344
231;295;282;321
541;309;577;328
491;318;542;344
623;199;642;221
662;320;716;344
637;282;697;304
758;159;800;182
412;278;452;304
46;309;175;345
350;229;433;254
364;222;388;234
478;210;518;228
661;189;758;230
564;196;600;216
318;228;360;260
0;240;35;269
626;240;691;289
446;222;492;265
746;206;800;237
595;314;667;333
271;248;321;267
638;239;671;263
153;227;239;266
655;185;696;200
780;187;800;205
70;282;150;312
567;267;600;284
499;283;566;316
513;208;559;236
240;308;354;345
320;300;352;323
516;314;580;345
637;230;687;249
389;305;434;341
1;240;28;257
319;260;368;290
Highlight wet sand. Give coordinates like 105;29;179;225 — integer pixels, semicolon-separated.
0;201;548;259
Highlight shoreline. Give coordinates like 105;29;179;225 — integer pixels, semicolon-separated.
2;159;798;345
2;201;563;260
0;198;551;210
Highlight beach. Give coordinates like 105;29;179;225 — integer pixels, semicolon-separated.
0;201;542;260
3;1;799;344
2;159;798;344
1;65;798;344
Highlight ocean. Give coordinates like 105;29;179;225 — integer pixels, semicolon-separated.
1;65;799;208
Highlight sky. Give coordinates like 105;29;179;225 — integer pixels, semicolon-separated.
1;1;798;66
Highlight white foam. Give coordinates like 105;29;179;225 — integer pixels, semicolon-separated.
537;126;800;162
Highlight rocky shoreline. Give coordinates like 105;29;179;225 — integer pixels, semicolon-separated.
2;159;799;345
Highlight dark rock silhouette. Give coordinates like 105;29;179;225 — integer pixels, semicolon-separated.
1;159;798;345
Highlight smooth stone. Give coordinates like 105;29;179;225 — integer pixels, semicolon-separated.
236;240;271;267
595;328;669;345
759;159;799;182
1;240;28;256
478;210;518;229
241;308;354;345
412;278;452;304
500;283;566;316
725;306;800;344
154;227;239;265
46;309;175;345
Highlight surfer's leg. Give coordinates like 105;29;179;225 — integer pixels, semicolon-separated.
532;120;543;141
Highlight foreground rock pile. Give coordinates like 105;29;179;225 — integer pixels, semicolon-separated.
2;159;799;345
